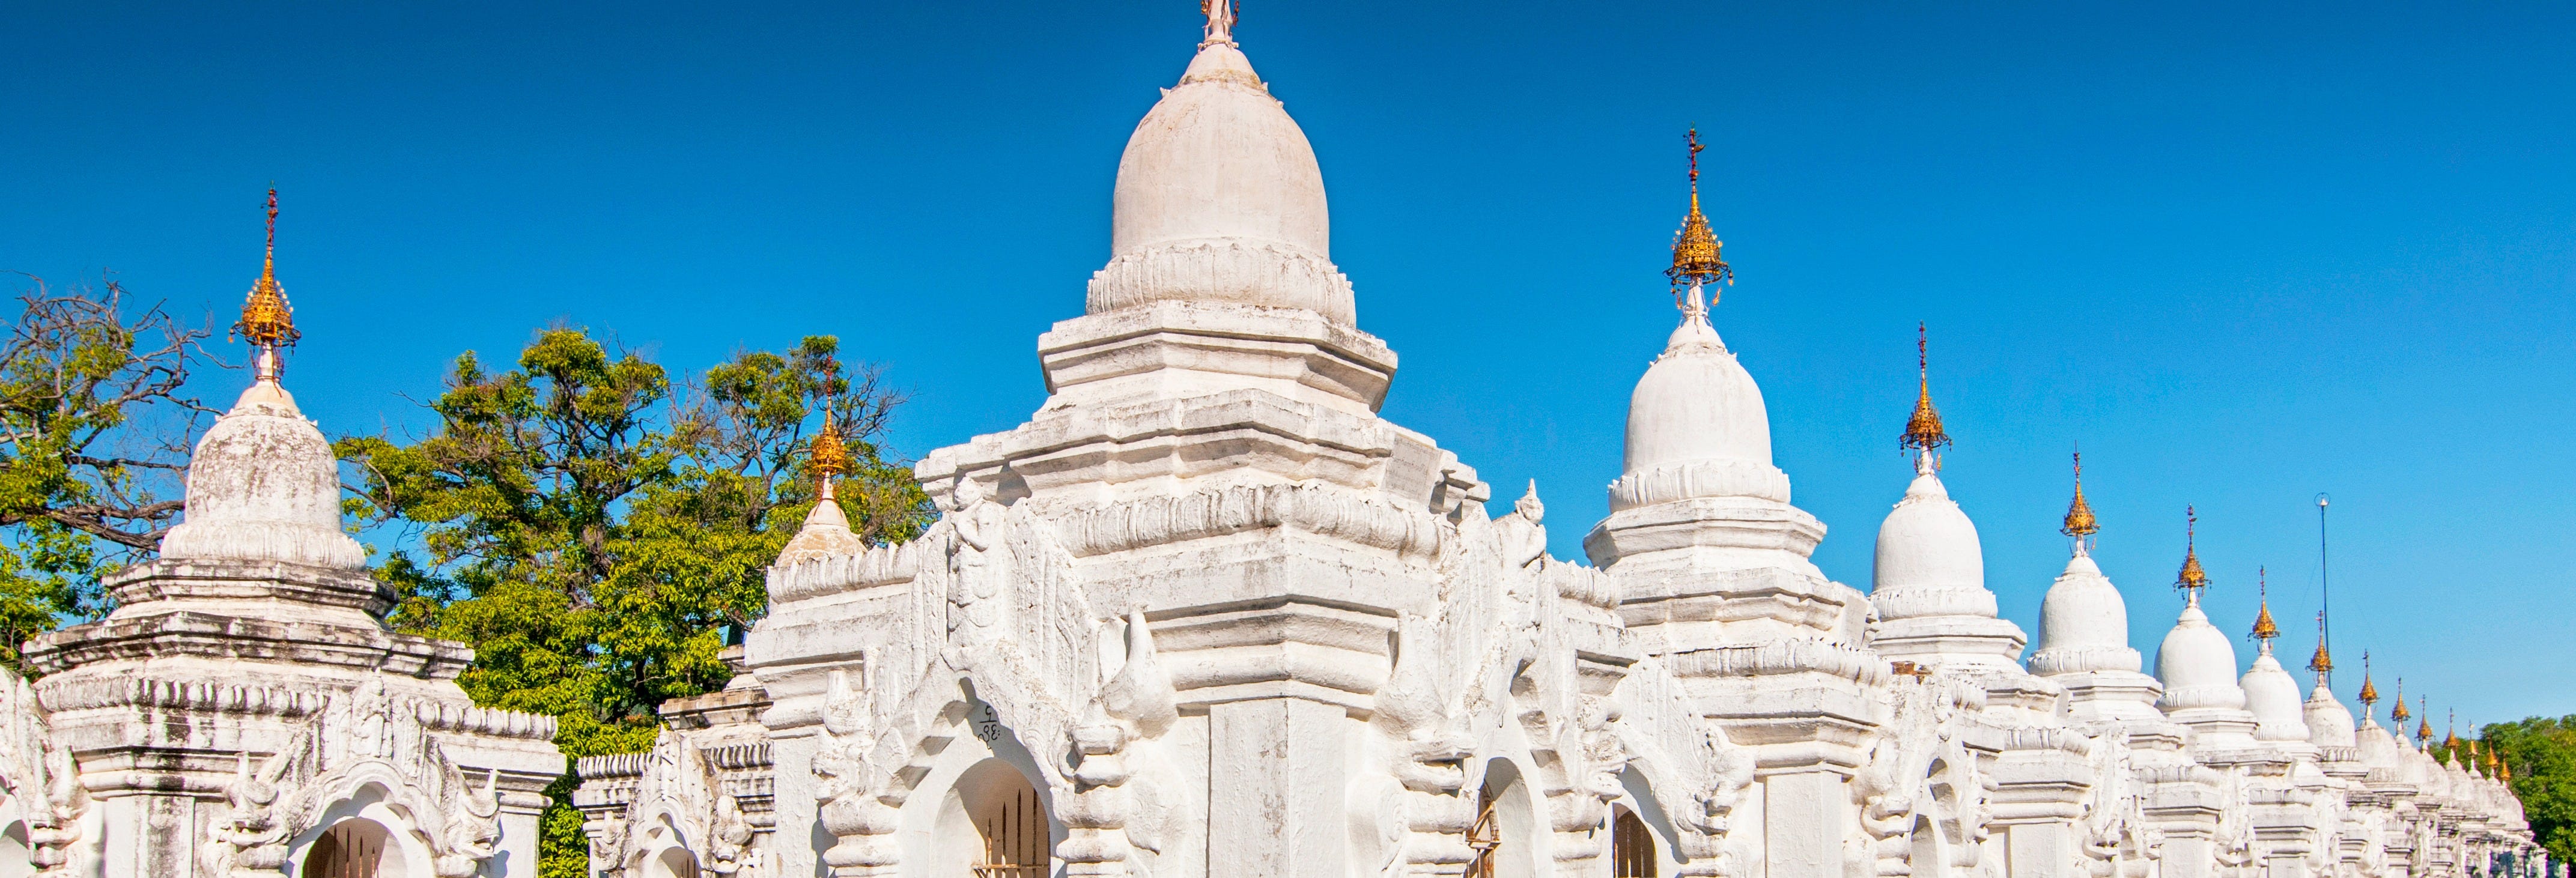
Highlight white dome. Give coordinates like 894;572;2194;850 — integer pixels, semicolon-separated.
2154;598;2246;712
158;380;365;569
2239;650;2312;742
1090;40;1353;322
2028;554;2140;676
1622;313;1775;474
1870;471;1991;619
2304;681;2357;748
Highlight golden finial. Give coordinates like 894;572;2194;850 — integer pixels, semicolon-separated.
2249;568;2279;641
2444;710;2459;754
2175;506;2209;594
2500;751;2513;783
2390;678;2409;721
2061;447;2100;545
2357;652;2378;706
232;188;300;362
1666;128;1731;303
2307;610;2333;675
1900;322;1950;463
809;417;852;486
2416;697;2432;743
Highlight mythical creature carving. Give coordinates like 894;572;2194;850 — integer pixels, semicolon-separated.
202;680;506;878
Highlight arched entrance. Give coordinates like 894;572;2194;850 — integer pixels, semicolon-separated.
1612;807;1658;877
644;846;702;878
0;819;29;878
1466;758;1539;878
935;758;1054;877
1909;816;1947;878
302;818;398;878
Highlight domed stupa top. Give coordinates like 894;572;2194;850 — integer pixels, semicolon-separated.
2030;453;2143;677
157;190;364;571
1089;0;1353;323
1873;327;1988;617
2155;508;2252;720
2239;570;2314;743
1610;131;1782;510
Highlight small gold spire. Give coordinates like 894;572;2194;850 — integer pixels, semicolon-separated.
2250;568;2279;640
2061;448;2099;541
2500;751;2513;783
2416;697;2432;742
1666;128;1731;300
2175;506;2209;593
1900;322;1950;459
809;417;852;483
233;188;300;351
2307;610;2333;674
2444;710;2459;753
2357;652;2378;706
2390;678;2409;721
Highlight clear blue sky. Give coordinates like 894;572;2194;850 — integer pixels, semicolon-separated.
6;2;2571;724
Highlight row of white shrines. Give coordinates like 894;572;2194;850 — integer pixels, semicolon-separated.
0;11;2541;878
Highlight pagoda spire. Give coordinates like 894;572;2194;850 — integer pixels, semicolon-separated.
2249;566;2279;650
2061;447;2098;556
232;187;300;386
1898;322;1950;473
2357;652;2379;718
1200;0;1236;44
809;414;851;502
2175;506;2209;604
1666;127;1731;314
2391;677;2410;724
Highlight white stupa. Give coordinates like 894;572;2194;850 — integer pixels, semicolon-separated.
2028;456;2168;723
1868;331;2026;671
2237;583;2315;744
2154;508;2262;748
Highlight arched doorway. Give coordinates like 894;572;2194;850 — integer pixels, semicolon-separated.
1909;816;1946;878
644;846;701;878
1612;807;1658;877
1466;758;1538;878
1;819;30;878
302;818;398;878
937;758;1054;877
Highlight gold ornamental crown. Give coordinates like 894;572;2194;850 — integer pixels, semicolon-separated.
2061;450;2099;538
1900;324;1950;453
2357;653;2378;705
2250;596;2279;641
2390;680;2410;721
2175;506;2209;592
233;188;300;349
1666;129;1731;292
809;418;852;480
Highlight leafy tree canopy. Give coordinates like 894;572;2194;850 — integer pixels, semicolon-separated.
0;275;213;669
2484;717;2576;865
336;327;932;877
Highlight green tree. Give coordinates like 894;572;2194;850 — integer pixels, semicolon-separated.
0;275;214;670
337;328;932;878
2485;717;2576;865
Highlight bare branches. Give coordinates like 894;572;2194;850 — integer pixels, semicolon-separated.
0;273;216;553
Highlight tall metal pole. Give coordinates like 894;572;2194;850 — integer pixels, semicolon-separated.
2316;493;2331;660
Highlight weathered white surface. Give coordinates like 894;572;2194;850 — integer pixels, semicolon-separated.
571;14;2538;878
9;371;564;878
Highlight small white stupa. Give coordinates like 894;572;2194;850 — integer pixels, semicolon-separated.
1869;327;2026;671
2237;573;2315;744
2154;507;2262;748
2028;453;2168;724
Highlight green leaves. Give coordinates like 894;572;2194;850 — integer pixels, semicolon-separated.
338;326;934;876
2485;718;2576;864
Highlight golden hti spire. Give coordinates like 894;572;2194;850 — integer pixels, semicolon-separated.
2416;697;2433;743
2390;678;2409;722
2175;506;2210;596
2061;447;2099;552
1900;322;1951;468
2307;609;2334;676
2499;749;2512;783
2249;567;2279;641
232;188;300;383
2444;710;2460;754
1666;128;1731;307
808;416;852;500
2357;652;2379;707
